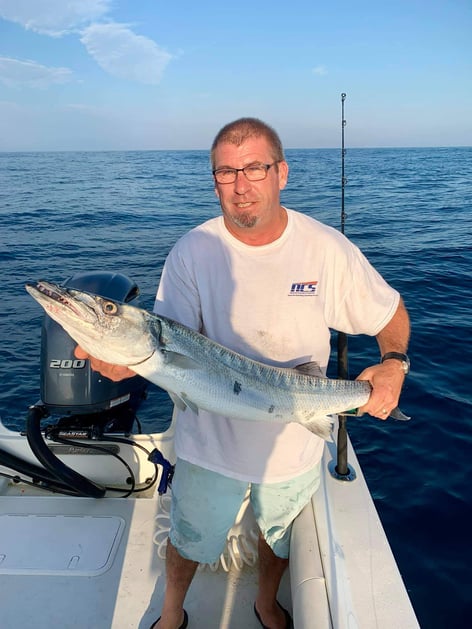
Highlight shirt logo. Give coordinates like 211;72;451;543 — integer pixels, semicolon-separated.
289;280;319;296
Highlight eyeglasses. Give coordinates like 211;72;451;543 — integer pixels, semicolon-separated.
212;162;278;184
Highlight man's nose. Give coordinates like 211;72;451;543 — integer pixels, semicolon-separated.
234;169;250;193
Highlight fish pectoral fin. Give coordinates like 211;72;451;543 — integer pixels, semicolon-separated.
162;350;200;370
168;391;200;415
168;392;187;412
302;415;334;441
180;393;200;415
293;361;326;378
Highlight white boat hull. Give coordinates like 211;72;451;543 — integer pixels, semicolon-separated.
290;434;419;629
0;416;419;628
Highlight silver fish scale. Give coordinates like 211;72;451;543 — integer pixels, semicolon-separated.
151;314;371;422
26;282;372;440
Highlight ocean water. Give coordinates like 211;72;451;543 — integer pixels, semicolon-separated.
1;147;471;627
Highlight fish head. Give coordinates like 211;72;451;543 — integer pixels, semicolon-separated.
25;280;156;367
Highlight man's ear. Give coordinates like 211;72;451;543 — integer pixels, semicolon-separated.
278;160;289;190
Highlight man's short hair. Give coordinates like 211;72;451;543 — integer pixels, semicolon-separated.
211;118;285;167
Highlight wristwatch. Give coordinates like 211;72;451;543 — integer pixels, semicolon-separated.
381;352;410;375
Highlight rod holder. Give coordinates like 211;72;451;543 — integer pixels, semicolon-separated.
328;416;357;482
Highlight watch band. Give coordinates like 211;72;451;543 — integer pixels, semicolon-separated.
381;352;410;374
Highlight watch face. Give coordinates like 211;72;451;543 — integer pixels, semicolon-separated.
401;356;410;374
381;353;410;374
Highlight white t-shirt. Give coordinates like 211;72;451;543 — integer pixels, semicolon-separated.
154;209;399;483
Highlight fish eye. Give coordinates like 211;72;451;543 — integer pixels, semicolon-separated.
102;301;118;315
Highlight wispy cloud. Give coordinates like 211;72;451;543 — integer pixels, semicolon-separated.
312;65;328;76
80;22;173;85
0;0;111;37
0;57;73;87
0;1;173;84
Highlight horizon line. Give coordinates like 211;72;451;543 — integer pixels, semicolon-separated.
1;145;471;154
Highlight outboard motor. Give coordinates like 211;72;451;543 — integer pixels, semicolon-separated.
39;271;147;434
24;272;150;498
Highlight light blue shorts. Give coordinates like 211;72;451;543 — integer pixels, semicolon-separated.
169;458;321;563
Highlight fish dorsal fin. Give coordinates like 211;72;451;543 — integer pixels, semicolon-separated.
294;361;326;378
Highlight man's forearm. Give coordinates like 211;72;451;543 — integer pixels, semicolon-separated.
375;298;410;356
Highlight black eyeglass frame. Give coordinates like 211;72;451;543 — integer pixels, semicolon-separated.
212;161;279;184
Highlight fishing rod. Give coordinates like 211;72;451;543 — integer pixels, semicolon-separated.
333;92;356;481
340;93;347;238
337;92;348;380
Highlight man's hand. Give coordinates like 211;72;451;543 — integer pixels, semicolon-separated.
357;297;410;420
74;346;136;382
356;360;405;420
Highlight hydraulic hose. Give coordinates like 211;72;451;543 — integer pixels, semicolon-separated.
0;445;77;492
26;405;106;498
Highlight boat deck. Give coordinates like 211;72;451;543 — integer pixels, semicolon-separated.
0;420;419;629
0;488;289;628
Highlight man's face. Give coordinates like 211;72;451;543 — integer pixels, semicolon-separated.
213;136;289;243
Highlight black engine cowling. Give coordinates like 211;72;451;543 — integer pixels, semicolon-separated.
39;271;147;430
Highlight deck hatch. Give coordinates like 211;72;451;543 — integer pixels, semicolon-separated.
0;513;125;576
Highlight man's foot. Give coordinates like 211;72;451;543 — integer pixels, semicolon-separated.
254;601;293;629
149;609;188;629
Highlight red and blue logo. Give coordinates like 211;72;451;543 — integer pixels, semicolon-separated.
289;280;318;296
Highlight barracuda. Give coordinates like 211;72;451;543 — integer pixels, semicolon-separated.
26;280;376;440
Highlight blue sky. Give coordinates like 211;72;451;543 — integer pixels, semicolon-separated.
0;0;470;151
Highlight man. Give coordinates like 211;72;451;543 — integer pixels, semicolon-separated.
77;118;410;629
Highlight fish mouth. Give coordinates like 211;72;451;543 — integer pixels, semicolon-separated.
26;281;97;322
26;280;156;367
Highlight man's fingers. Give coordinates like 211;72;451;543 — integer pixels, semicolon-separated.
74;345;88;359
